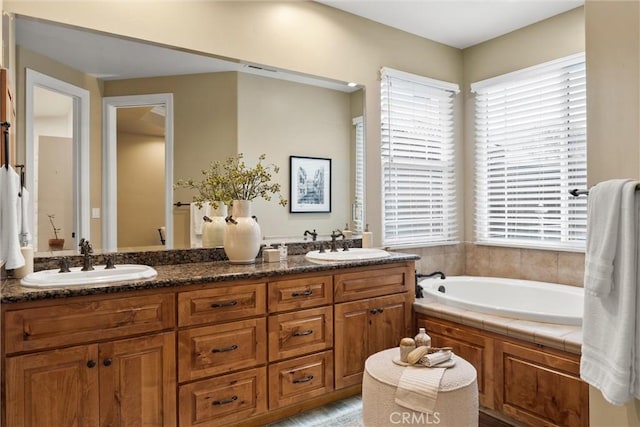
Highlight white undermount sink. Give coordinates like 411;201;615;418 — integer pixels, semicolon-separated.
20;264;158;288
305;247;390;263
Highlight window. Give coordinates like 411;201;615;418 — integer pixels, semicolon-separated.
380;67;459;246
353;116;365;234
472;53;587;250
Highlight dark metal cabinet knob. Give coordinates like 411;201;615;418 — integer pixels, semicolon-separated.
103;358;112;367
87;360;96;368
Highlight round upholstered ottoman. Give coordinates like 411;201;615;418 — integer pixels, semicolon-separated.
362;347;478;426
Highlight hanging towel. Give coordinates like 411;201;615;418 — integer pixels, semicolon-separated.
581;180;639;405
17;185;33;245
395;367;446;414
190;202;211;248
0;166;26;269
584;179;631;296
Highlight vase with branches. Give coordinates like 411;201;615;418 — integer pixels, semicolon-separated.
175;153;287;263
47;214;64;251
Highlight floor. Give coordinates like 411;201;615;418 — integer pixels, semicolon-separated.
269;395;515;427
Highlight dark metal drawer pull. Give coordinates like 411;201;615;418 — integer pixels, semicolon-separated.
212;344;238;353
293;375;314;384
212;395;238;406
292;329;313;337
370;309;378;314
211;300;238;309
292;290;313;297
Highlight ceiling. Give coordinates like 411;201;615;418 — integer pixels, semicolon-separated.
316;0;584;49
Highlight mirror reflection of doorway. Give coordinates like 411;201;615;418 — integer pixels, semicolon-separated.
102;93;174;252
26;69;90;253
116;106;166;248
34;87;73;251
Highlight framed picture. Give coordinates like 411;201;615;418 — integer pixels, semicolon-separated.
290;156;332;213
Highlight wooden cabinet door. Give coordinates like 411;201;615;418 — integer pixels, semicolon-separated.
335;293;408;389
5;344;100;427
495;341;588;427
419;316;494;409
99;332;176;427
368;293;408;356
334;298;370;389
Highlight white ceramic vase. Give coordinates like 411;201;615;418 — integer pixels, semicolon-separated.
202;203;227;248
223;200;261;264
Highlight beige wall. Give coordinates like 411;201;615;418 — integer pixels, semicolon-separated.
37;135;72;251
584;1;640;425
4;0;464;247
116;131;165;248
237;73;352;239
461;7;585;242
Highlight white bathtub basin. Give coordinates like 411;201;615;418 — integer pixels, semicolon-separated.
20;264;158;288
305;248;390;263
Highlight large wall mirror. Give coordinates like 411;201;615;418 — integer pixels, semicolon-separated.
14;15;365;254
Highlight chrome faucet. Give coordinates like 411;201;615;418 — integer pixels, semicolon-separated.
79;238;94;271
330;230;345;252
304;229;318;241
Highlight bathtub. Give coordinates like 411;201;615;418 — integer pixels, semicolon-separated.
417;276;583;326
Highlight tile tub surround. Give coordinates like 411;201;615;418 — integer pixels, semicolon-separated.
394;243;585;287
1;251;418;304
413;296;582;354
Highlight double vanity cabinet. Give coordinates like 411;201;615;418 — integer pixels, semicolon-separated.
0;254;416;426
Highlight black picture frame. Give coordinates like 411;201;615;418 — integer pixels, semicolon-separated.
289;156;332;213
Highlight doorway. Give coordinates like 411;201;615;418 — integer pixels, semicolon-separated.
102;94;174;251
25;69;90;252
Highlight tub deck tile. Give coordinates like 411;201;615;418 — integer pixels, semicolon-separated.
413;296;582;355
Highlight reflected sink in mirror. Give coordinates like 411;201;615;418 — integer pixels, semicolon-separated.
20;264;158;288
305;248;390;263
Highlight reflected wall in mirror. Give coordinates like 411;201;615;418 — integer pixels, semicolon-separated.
15;16;365;254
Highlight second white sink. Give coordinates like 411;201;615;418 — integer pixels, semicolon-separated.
20;264;158;288
305;247;390;263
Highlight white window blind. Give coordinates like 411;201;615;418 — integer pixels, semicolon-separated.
473;53;587;250
353;116;365;234
381;67;459;246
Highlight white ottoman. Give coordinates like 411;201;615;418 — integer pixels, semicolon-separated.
362;348;478;426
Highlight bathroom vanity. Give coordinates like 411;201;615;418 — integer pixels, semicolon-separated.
0;253;417;426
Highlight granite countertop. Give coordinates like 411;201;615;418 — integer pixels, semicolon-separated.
1;252;419;304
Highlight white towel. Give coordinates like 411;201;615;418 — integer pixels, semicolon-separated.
190;202;211;248
17;186;33;245
581;180;639;405
0;166;26;269
584;179;631;296
395;367;446;414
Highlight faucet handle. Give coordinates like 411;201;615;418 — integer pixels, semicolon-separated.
105;255;116;269
58;257;70;273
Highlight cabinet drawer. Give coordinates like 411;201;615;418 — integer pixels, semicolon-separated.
178;318;267;382
4;293;175;354
268;351;333;410
268;275;333;312
178;282;266;327
178;367;267;427
334;265;409;303
268;306;333;361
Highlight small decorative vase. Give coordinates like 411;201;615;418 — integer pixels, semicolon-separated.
223;200;261;264
202;203;227;248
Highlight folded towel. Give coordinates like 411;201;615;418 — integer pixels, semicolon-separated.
584;179;631;296
420;350;452;367
395;366;446;414
0;166;26;269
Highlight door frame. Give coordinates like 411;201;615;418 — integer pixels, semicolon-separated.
25;68;90;251
102;93;174;251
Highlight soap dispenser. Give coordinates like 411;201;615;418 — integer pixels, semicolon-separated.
342;223;353;239
362;224;373;248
